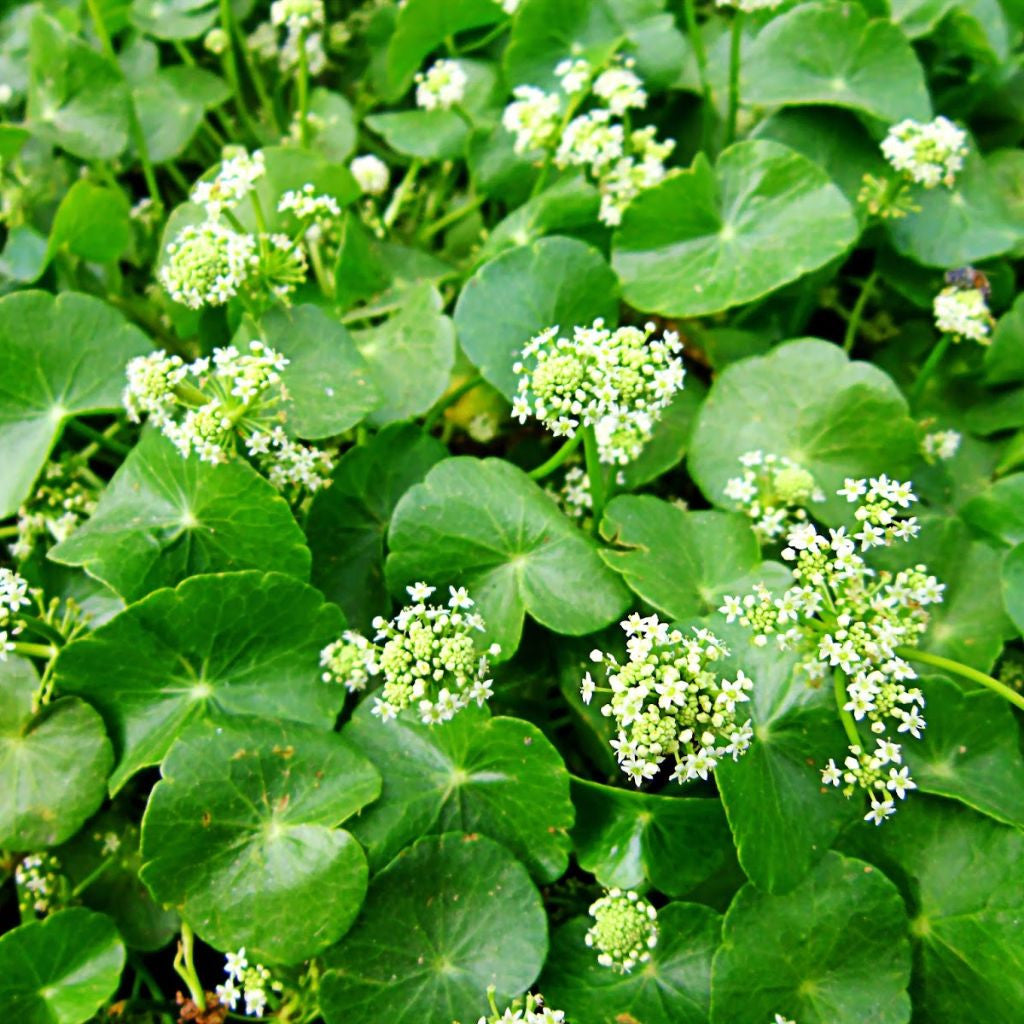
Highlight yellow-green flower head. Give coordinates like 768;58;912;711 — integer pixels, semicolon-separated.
585;888;658;972
159;222;257;310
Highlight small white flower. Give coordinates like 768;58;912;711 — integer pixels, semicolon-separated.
349;154;390;196
415;58;467;111
881;116;968;189
224;949;248;982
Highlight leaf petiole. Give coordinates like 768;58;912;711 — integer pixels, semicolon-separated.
896;646;1024;713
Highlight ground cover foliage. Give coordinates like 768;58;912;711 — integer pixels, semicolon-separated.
0;1;1023;1022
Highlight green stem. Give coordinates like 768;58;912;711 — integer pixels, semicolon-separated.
0;524;18;538
909;332;953;412
418;193;486;242
455;21;509;54
842;268;878;354
341;300;403;324
70;855;117;899
383;159;422;230
218;0;261;137
682;0;714;153
11;642;57;660
725;12;744;148
529;92;584;199
424;375;485;432
65;419;130;456
527;432;583;481
18;615;66;647
174;924;206;1011
582;425;607;534
833;672;861;747
296;28;310;147
895;646;1024;713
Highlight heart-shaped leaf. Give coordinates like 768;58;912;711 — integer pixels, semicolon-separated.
343;702;573;881
688;339;920;525
320;833;548;1024
454;237;620;399
612;141;857;318
0;908;126;1024
386;457;630;656
710;852;911;1024
0;290;149;519
140;716;379;964
0;656;112;850
53;571;345;792
50;431;312;603
540;903;721;1024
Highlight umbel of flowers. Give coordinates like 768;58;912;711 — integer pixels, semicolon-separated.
159;148;340;314
583;614;754;786
502;55;675;226
724;450;825;542
9;454;97;560
215;948;283;1018
512;319;685;466
320;583;500;724
721;474;942;825
477;991;565;1024
932;266;995;345
585;888;659;972
123;342;334;494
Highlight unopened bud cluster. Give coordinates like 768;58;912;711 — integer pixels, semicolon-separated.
10;454;97;560
503;56;674;225
721;473;942;823
160;148;339;312
123;343;334;494
585;888;658;972
215;948;284;1018
320;584;500;724
512;319;685;466
15;852;65;917
723;450;824;542
585;614;753;786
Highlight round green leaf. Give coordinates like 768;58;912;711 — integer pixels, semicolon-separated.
611;142;857;318
386;457;630;657
247;304;381;438
343;703;573;882
907;675;1024;829
454;237;620;400
961;473;1024;547
306;423;447;632
49;431;312;603
0;290;150;519
26;14;131;160
540;903;721;1024
47;180;131;264
571;778;738;899
1003;542;1024;636
984;294;1024;387
140;716;378;964
57;809;179;951
599;497;769;620
710;851;911;1024
133;67;230;164
131;0;221;39
320;833;548;1024
0;908;126;1024
841;797;1024;1023
886;149;1024;268
353;283;456;425
744;1;931;122
53;570;345;793
689;339;920;524
308;88;357;162
713;619;859;893
0;656;112;850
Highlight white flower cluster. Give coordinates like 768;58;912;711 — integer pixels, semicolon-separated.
547;465;592;522
715;0;784;10
512;319;685;466
10;455;97;560
349;154;390;196
250;0;327;73
0;567;31;660
191;149;266;219
585;888;658;972
724;450;825;542
721;476;943;824
933;285;993;345
270;0;324;31
585;614;754;786
922;429;961;462
15;852;64;917
123;343;334;494
320;584;500;724
415;58;468;111
278;183;341;223
215;948;283;1018
502;57;673;226
881;116;968;189
478;993;564;1024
